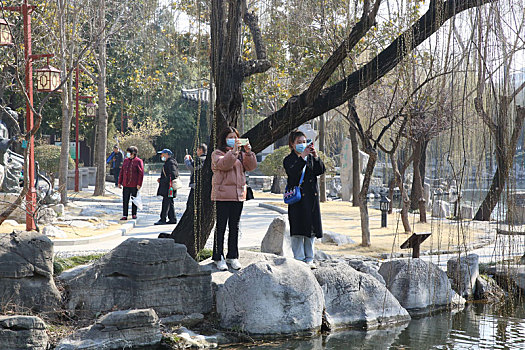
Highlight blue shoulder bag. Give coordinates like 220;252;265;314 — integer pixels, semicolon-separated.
283;165;307;205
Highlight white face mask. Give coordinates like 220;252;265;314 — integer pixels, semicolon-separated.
161;156;166;162
126;152;131;158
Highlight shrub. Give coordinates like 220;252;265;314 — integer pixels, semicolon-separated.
119;136;156;161
35;145;74;182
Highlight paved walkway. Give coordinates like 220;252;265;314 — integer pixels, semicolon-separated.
55;173;281;255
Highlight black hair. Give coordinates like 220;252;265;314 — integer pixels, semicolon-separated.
198;143;208;154
127;146;138;155
218;127;240;151
288;130;306;149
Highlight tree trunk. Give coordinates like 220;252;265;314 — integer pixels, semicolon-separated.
57;0;71;204
349;124;360;206
94;0;107;196
358;148;377;247
390;153;411;233
410;139;427;222
319;114;326;202
474;107;525;221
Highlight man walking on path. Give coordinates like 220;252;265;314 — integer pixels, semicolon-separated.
155;148;179;225
107;145;124;186
184;143;207;188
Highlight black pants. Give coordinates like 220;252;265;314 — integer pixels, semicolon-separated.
160;195;176;222
123;186;138;217
213;201;244;261
113;168;120;185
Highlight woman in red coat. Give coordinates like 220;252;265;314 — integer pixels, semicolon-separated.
118;146;144;220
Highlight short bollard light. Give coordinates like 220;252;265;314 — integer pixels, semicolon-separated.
380;194;390;228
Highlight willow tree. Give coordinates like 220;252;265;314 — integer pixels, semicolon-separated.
473;2;525;221
172;0;496;256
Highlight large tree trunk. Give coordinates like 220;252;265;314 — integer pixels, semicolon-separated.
359;148;378;247
474;107;525;221
94;0;108;196
319;114;326;202
390;153;411;233
57;0;71;204
410;139;427;222
349;124;360;206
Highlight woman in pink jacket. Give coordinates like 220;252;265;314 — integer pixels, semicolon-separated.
211;126;257;271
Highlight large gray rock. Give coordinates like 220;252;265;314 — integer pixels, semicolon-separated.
56;309;162;350
346;259;385;285
216;256;324;335
379;259;456;314
447;254;479;299
0;316;48;350
0;231;60;313
42;225;67;238
313;262;410;329
260;216;293;257
475;275;505;302
36;207;57;224
321;231;356;246
59;238;213;317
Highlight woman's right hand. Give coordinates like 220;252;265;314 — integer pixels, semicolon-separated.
157;178;160;183
233;139;241;153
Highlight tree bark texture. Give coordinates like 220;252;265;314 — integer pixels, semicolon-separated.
359;149;378;247
94;0;108;196
319;114;326;202
390;153;411;233
410;139;428;222
58;0;72;204
349;124;360;206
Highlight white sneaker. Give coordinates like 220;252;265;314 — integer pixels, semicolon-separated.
307;261;317;270
215;258;228;271
226;258;242;270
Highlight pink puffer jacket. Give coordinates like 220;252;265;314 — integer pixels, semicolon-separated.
211;149;257;201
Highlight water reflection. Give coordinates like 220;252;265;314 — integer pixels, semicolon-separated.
225;301;525;349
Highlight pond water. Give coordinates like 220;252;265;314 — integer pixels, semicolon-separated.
223;300;525;349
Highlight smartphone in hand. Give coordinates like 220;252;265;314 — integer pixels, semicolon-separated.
238;138;249;146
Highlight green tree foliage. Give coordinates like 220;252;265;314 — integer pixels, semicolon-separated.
35;145;74;181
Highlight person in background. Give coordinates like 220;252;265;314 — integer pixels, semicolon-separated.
106;145;124;186
184;143;207;188
211;127;257;271
155;148;179;225
283;130;325;269
118;146;144;220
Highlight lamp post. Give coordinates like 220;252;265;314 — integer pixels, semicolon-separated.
1;1;60;231
74;65;95;192
380;194;390;228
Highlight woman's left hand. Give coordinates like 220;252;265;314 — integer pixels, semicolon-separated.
244;142;252;153
137;185;141;190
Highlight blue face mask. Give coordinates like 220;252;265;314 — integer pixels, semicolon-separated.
226;138;236;148
126;152;131;158
295;143;306;153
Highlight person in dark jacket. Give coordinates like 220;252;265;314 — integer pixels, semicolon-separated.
155;148;179;225
283;130;325;269
184;143;207;188
106;145;124;186
118;146;144;220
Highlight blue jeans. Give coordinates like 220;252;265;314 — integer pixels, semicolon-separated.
291;236;315;263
